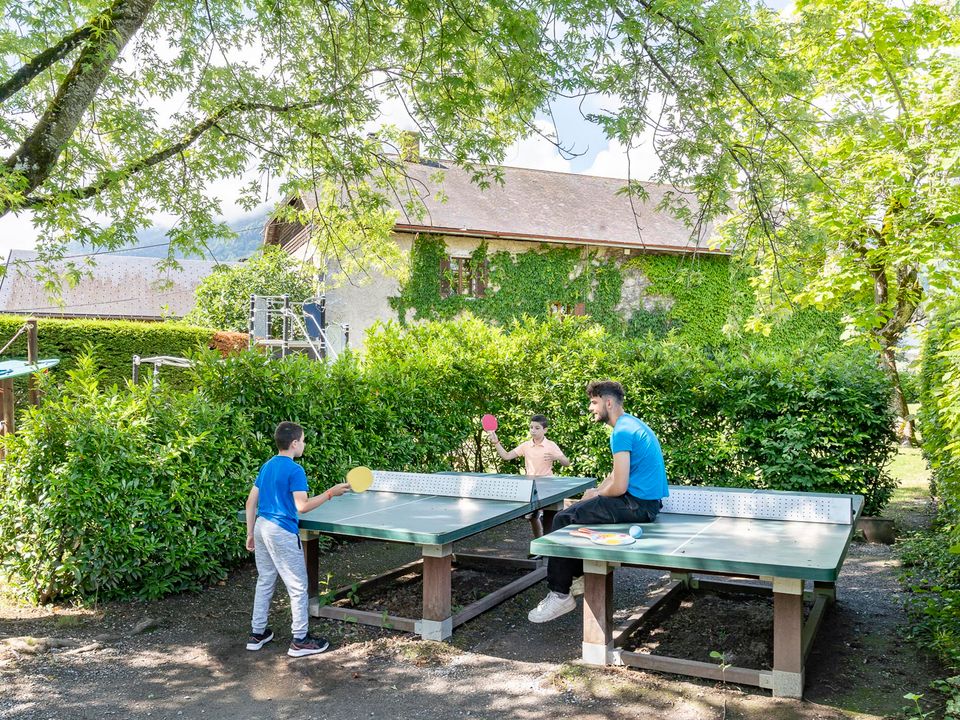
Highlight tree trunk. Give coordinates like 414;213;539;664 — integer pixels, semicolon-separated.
879;344;916;446
1;0;157;215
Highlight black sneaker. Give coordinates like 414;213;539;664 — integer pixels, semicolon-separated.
246;628;274;651
287;634;330;657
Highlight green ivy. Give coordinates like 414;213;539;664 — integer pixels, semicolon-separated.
390;235;624;331
391;236;840;350
627;254;844;351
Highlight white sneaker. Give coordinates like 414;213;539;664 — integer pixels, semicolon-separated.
528;591;576;623
569;576;585;597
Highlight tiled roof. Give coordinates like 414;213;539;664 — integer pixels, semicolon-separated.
0;251;229;320
292;160;723;254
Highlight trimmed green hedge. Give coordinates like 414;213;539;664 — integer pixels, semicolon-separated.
0;315;217;390
907;302;960;670
0;315;896;603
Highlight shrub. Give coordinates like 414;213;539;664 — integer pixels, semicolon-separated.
0;316;898;602
908;301;960;680
0;355;259;603
721;349;898;514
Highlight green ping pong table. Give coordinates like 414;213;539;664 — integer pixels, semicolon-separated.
529;486;862;699
0;359;59;435
249;470;594;640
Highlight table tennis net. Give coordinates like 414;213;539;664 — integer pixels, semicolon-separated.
370;471;534;503
662;487;853;525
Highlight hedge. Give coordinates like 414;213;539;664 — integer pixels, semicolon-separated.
0;315;229;392
0;314;897;603
905;302;960;670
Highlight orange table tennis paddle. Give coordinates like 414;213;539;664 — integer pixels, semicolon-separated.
346;466;374;493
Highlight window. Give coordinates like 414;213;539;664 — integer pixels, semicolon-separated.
548;302;586;316
440;256;488;298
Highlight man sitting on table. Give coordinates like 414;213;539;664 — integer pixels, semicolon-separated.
527;379;668;623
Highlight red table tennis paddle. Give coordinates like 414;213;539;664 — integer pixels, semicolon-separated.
481;414;498;432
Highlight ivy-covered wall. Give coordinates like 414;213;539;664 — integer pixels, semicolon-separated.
389;234;843;350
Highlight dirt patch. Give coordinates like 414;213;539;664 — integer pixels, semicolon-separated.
0;514;949;720
626;590;777;669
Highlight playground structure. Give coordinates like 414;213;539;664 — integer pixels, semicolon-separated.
248;295;349;359
132;355;195;390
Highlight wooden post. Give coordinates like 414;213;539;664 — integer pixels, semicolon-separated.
772;578;805;698
582;560;613;665
0;379;15;436
302;532;319;615
26;319;39;406
420;544;453;640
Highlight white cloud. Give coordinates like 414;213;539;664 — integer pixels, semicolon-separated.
586;137;661;181
0;213;39;259
502;120;574;173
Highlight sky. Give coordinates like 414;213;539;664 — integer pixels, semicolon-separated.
0;1;792;260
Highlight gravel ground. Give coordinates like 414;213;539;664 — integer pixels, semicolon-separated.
0;514;948;720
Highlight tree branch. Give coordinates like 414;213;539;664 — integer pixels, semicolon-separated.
0;24;96;105
21;97;350;208
2;0;158;214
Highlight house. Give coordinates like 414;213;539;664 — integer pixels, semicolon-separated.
263;149;727;349
0;250;227;321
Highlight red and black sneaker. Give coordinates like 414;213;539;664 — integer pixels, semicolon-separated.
287;634;330;657
246;628;274;651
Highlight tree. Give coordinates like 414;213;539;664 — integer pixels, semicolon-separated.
718;0;960;443
560;0;960;442
184;246;314;331
1;0;564;276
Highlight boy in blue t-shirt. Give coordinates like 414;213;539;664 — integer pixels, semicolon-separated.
244;421;349;656
527;380;668;624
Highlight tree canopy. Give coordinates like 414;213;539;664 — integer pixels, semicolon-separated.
184;245;315;331
1;0;563;272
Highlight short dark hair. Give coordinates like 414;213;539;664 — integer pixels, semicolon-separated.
586;380;624;404
530;414;548;428
274;421;304;450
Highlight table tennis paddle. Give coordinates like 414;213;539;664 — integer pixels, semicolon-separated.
569;527;638;545
481;414;498;432
346;466;374;493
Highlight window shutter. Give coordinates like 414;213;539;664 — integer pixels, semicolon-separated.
440;257;451;298
475;260;488;297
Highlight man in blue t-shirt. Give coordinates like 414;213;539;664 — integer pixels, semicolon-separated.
528;380;668;623
244;421;349;656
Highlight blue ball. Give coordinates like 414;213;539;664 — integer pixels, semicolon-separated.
628;525;643;539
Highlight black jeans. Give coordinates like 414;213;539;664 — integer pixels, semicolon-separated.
546;493;662;594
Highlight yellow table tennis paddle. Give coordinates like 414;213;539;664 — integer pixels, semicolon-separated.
346;466;374;493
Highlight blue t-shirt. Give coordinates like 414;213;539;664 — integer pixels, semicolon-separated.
255;455;309;535
610;414;668;501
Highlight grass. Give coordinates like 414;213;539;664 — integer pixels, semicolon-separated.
885;446;933;529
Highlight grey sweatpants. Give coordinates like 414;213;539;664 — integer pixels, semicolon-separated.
251;517;310;638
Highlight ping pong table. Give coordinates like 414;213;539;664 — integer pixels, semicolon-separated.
245;470;594;640
529;486;862;698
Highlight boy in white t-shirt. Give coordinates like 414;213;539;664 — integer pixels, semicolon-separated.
486;414;570;537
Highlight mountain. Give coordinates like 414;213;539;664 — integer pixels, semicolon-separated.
67;210;270;261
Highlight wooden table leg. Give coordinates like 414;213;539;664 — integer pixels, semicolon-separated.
582;559;613;665
301;531;320;616
772;577;804;698
419;543;453;640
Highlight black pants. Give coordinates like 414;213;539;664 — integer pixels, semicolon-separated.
546;493;662;594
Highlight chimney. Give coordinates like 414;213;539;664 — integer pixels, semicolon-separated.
399;131;421;163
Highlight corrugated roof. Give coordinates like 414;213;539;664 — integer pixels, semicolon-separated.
0;251;229;320
295;160;722;254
